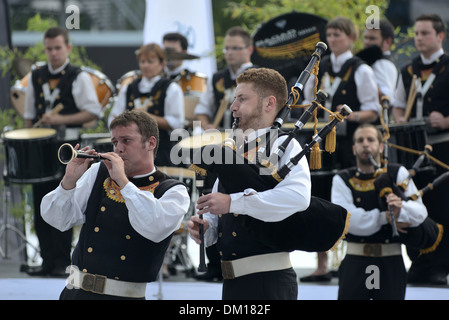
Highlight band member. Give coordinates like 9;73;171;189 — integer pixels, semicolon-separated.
23;26;102;277
332;124;427;299
108;43;184;167
300;16;381;283
188;68;311;300
162;32;191;79
194;26;254;130
361;18;398;100
303;16;381;169
392;14;449;285
41;110;190;300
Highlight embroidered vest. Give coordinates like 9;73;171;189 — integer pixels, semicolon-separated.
125;77;172;148
31;64;82;126
318;55;364;138
401;54;449;119
337;164;401;243
71;163;184;282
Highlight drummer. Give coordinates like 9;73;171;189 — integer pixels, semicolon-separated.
108;43;185;167
23;26;102;277
391;14;449;285
194;26;254;131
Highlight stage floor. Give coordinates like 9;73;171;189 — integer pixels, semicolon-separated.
0;277;448;300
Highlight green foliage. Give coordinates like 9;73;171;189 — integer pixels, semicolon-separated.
0;13;100;82
224;0;390;50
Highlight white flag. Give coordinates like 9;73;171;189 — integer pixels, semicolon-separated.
143;0;217;79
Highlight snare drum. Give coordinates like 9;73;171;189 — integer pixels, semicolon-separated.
2;128;61;184
81;67;115;108
116;70;141;93
10;74;29;118
177;72;207;94
384;122;428;169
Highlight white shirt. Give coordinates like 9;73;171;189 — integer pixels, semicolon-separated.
40;163;190;243
303;51;381;115
371;51;398;100
194;63;253;120
108;75;185;129
392;48;445;109
331;166;427;236
24;59;102;120
203;128;312;246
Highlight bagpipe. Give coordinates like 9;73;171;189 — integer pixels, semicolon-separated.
189;42;352;254
369;95;445;256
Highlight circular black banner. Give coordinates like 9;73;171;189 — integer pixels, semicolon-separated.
252;11;328;86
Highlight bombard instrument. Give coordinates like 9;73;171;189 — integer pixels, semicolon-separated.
58;143;105;164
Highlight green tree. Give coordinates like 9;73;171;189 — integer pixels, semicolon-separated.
224;0;390;50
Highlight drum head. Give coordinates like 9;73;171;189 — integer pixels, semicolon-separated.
177;131;226;150
3;128;56;140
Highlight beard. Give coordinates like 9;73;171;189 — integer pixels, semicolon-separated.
238;100;264;131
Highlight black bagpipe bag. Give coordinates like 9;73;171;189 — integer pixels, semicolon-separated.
190;143;350;252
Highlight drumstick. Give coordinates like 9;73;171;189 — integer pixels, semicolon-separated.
212;89;232;128
32;103;64;128
404;74;418;122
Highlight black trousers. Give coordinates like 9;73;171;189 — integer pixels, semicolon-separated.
33;181;72;270
222;268;298;300
338;254;406;300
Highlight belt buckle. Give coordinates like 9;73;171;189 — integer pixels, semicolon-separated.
221;260;235;280
363;243;382;257
82;273;106;294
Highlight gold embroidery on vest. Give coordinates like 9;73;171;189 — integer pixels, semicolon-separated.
103;177;159;203
348;177;375;192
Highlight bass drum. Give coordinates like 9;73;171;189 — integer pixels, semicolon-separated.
2;128;62;184
176;71;207;127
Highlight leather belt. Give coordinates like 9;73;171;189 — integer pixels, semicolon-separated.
67;266;146;298
221;252;292;279
346;242;402;258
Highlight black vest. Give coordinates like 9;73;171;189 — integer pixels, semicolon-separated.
71;163;184;282
318;55;365;138
215;130;288;260
401;54;449;119
31;63;82;126
337;164;402;244
125;77;172;160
